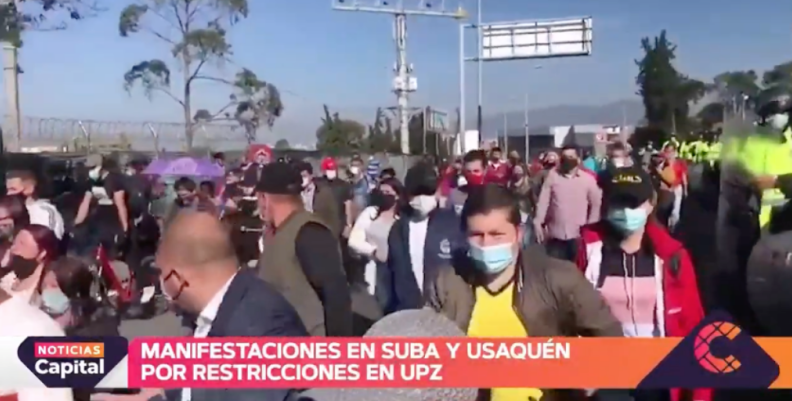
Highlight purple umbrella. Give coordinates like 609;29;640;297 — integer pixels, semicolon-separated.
143;157;224;177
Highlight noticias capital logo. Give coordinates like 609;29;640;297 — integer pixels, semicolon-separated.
18;337;129;388
34;342;106;378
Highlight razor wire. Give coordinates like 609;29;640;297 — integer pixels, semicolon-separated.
0;115;247;149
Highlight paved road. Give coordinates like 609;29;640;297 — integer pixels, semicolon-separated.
120;311;185;339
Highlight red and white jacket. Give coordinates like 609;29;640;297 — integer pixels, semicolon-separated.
576;220;711;401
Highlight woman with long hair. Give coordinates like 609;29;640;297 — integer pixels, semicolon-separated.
0;224;61;306
348;177;403;303
41;256;119;336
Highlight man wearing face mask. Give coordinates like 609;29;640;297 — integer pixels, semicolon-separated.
381;162;466;313
74;155;129;260
485;147;510;186
5;169;65;240
534;145;602;262
256;162;353;337
148;211;306;401
447;150;488;216
296;161;342;237
427;184;622;401
720;94;792;336
317;157;353;237
348;157;371;220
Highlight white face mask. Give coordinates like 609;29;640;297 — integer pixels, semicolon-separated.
409;195;437;219
302;177;311;188
325;170;337;179
768;114;789;130
612;157;626;168
88;167;101;180
457;176;468;187
349;166;361;176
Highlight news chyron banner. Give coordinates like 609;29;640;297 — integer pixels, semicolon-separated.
6;312;792;390
5;336;128;388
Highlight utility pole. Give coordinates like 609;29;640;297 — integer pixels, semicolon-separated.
523;93;529;159
502;111;508;153
1;0;21;151
332;0;466;154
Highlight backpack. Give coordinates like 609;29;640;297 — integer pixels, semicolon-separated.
746;231;792;335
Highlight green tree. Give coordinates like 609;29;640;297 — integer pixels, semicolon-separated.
119;0;282;150
636;30;705;138
315;105;366;154
274;138;290;149
365;107;398;153
696;102;725;129
757;61;792;106
708;71;759;119
0;0;100;46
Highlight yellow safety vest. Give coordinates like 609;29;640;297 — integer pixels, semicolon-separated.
758;129;792;228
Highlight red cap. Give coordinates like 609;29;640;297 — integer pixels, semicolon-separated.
321;157;337;171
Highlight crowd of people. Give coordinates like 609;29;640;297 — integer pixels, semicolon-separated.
1;94;791;401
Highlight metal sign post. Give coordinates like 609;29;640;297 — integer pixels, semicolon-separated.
459;17;593;157
332;0;466;154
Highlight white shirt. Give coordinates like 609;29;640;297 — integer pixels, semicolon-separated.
27;200;65;239
0;295;72;401
407;218;429;292
182;273;236;401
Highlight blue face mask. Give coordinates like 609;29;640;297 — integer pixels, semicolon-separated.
468;242;516;274
607;207;648;233
41;288;71;316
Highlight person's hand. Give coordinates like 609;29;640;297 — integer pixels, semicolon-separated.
533;221;545;243
754;175;777;190
91;388;164;400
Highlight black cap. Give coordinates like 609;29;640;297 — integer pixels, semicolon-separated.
255;163;302;195
602;166;654;208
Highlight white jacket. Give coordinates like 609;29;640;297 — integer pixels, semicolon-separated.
27;199;65;239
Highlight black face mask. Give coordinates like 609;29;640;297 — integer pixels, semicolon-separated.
370;190;397;211
559;158;578;172
9;255;39;280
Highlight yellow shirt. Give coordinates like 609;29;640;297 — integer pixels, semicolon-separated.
467;282;544;401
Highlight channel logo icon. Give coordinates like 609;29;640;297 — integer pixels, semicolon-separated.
638;311;779;389
18;337;128;388
695;321;742;374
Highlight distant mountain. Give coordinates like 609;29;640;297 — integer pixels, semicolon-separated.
479;99;644;137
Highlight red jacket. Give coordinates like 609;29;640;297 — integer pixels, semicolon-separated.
577;220;711;401
485;162;511;186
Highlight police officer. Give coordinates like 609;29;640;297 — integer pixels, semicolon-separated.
718;94;792;334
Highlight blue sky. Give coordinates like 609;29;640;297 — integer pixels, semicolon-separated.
4;0;792;145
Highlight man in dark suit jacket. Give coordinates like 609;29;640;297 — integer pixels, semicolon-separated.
97;210;307;401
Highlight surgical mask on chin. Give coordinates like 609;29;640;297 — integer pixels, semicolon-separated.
768;114;789;130
409;195;436;218
42;288;71;316
325;170;337;179
607;207;648;233
469;242;515;274
88;167;101;180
